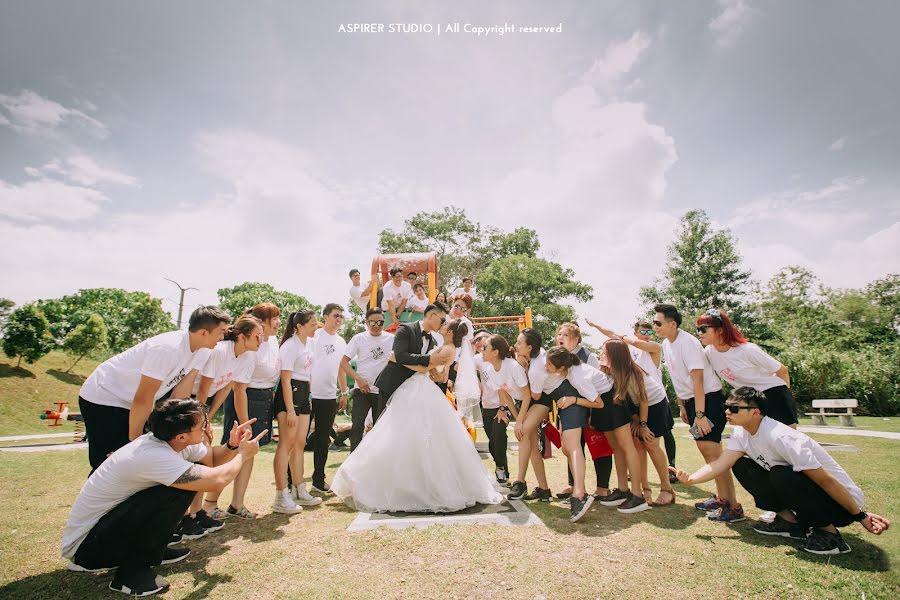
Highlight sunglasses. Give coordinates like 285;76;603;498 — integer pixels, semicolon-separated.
367;320;385;327
652;320;664;327
697;325;717;334
638;329;653;335
452;305;466;311
725;404;756;413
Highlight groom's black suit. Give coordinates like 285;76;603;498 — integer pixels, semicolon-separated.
373;321;435;421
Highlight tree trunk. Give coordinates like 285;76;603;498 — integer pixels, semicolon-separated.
65;354;85;374
16;355;22;368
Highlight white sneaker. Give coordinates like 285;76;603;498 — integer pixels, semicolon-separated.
272;489;303;514
293;483;323;506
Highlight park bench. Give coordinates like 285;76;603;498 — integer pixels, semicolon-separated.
806;399;858;427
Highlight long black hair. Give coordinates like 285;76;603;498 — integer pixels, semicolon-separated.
280;310;316;346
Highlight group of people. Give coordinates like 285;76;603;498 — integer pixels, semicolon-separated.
60;285;889;596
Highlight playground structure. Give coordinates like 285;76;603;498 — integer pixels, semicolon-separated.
39;401;86;442
368;252;533;331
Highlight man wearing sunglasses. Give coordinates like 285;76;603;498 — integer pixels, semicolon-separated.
309;303;349;493
671;387;890;555
340;307;396;450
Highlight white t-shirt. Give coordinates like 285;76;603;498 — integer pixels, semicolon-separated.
451;287;477;301
408;294;429;313
661;330;722;401
61;433;208;559
349;284;371;311
79;330;206;409
381;280;413;311
192;340;257;396
474;355;529;408
705;343;785;392
311;329;347;399
528;349;564;396
279;335;314;381
564;363;613;400
631;347;667;406
249;336;281;389
727;417;864;507
344;331;395;393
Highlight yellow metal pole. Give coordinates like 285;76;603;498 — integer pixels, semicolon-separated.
524;307;533;329
427;272;436;303
369;278;378;310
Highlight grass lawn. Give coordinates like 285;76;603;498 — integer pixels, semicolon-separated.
0;432;896;599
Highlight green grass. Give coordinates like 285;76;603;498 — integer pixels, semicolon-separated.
0;433;896;599
799;416;900;434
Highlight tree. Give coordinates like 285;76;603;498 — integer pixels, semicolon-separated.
37;289;174;353
217;282;320;332
378;206;541;291
640;209;754;328
2;304;53;367
0;298;14;336
865;273;900;331
62;314;108;372
474;255;593;343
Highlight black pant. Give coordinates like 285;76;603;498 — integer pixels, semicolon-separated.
350;389;380;451
72;485;194;571
79;396;130;473
311;398;337;487
481;407;508;470
731;457;856;529
663;428;677;466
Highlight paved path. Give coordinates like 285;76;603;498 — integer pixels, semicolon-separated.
672;422;900;440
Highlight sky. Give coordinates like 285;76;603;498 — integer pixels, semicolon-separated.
1;0;898;336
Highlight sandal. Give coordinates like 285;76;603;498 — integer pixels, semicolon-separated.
207;506;229;520
642;487;653;503
651;489;676;506
227;505;257;520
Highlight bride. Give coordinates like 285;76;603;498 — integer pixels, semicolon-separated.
331;318;505;513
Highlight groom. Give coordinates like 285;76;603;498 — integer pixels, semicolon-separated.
374;302;449;421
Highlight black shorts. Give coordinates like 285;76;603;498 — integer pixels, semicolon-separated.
221;387;275;446
274;379;311;416
762;385;798;426
547;379;589;431
590;390;633;432
644;399;673;438
532;393;553;410
685;390;727;443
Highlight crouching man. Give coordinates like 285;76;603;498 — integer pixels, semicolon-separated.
670;386;889;555
61;399;266;596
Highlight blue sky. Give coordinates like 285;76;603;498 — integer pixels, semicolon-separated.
1;1;898;332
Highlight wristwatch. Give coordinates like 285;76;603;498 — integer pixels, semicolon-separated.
639;421;649;428
696;411;706;419
226;441;238;450
853;511;867;522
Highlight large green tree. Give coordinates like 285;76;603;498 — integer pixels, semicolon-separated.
37;289;174;353
2;304;53;367
378;206;542;291
217;282;319;330
62;314;109;372
378;207;592;342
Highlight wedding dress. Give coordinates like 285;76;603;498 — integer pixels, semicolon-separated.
331;344;504;513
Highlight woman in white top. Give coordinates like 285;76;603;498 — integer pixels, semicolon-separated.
475;335;528;484
507;328;555;502
697;309;798;427
206;304;281;520
408;283;430;317
272;310;322;514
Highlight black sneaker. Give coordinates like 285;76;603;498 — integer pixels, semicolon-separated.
194;509;224;533
569;495;595;523
508;481;527;500
311;481;333;494
617;493;650;514
158;546;190;566
753;516;807;540
523;487;552;502
167;533;183;547
109;567;169;597
177;515;207;540
803;529;851;555
495;467;508;484
555;489;573;500
668;470;679;485
597;488;629;507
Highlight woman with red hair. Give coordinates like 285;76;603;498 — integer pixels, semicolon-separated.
696;309;798;427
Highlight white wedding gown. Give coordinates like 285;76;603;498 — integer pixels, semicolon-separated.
331;371;505;513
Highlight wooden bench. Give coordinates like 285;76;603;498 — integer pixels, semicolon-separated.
805;399;858;427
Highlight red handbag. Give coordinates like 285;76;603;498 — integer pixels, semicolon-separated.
543;421;561;450
584;425;614;459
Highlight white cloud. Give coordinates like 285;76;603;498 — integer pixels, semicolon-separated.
0;89;109;138
729;176;868;233
582;32;651;91
26;156;140;187
709;0;758;48
0;179;108;221
828;137;847;151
